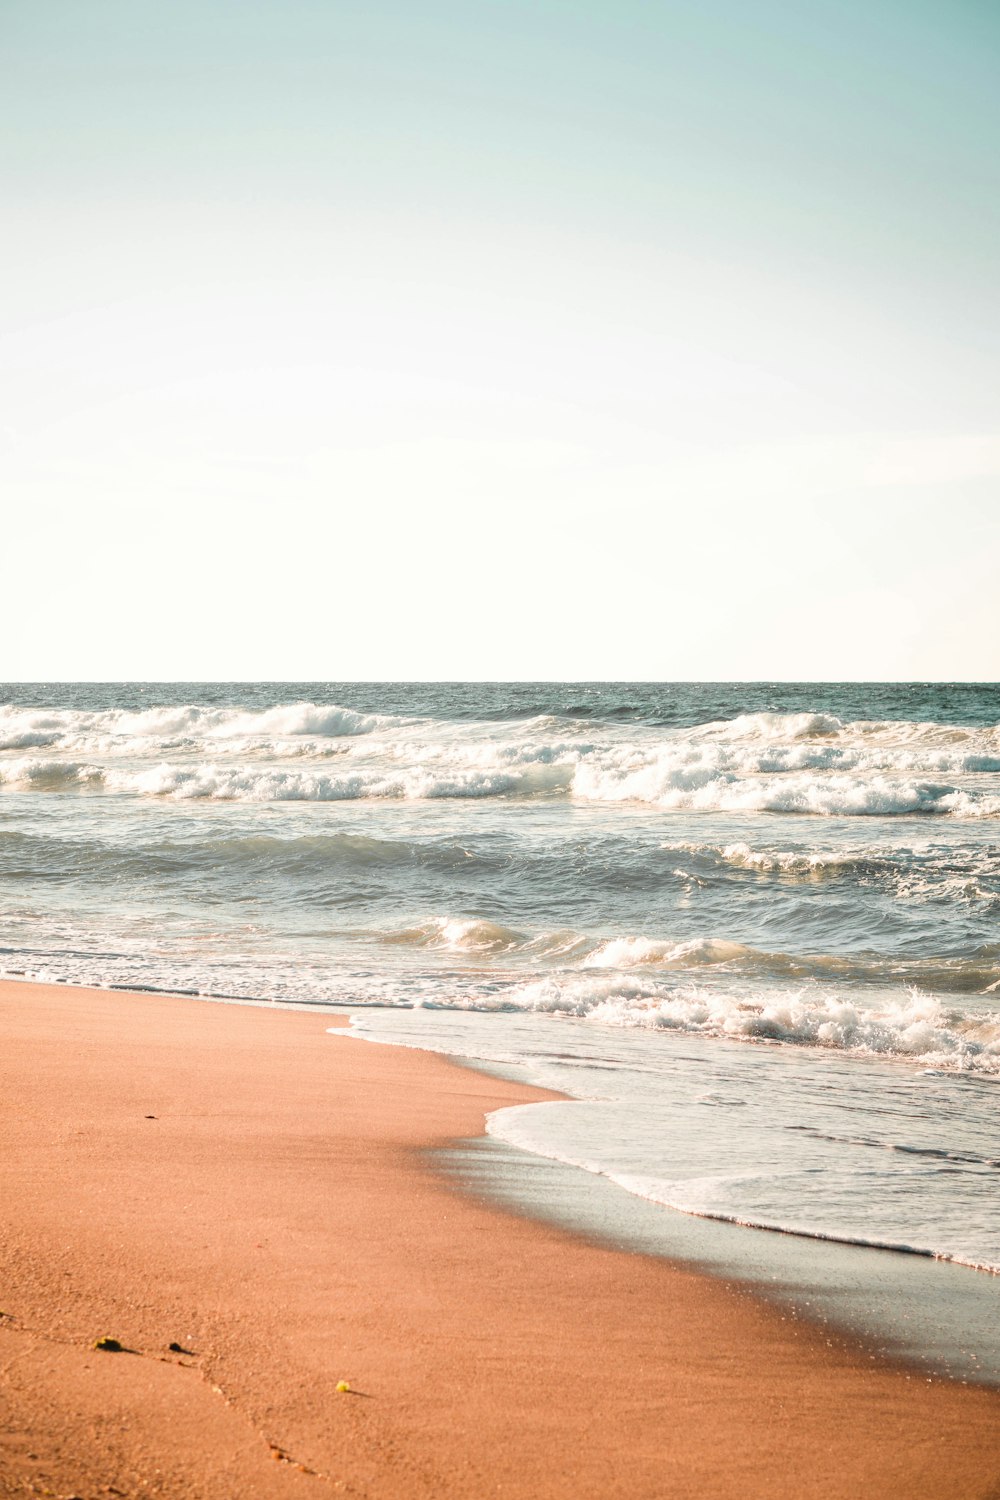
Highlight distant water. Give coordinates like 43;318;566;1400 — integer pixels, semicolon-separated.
2;683;998;1309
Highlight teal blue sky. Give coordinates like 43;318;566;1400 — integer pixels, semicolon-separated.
2;1;998;677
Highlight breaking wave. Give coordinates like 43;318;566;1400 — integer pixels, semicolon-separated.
575;765;1000;817
382;914;1000;996
0;700;396;751
708;842;881;876
463;979;1000;1074
2;699;999;818
2;753;999;817
0;757;571;801
697;711;1000;747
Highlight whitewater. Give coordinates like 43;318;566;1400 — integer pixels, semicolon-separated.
2;681;998;1375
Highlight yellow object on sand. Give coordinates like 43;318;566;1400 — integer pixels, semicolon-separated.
336;1380;351;1393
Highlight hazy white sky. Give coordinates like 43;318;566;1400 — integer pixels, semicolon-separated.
2;0;998;679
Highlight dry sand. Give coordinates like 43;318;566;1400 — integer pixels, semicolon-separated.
1;978;998;1499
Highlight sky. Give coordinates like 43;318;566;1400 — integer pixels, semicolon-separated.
2;0;998;680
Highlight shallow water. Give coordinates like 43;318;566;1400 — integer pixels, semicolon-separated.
1;681;998;1355
438;1131;1000;1386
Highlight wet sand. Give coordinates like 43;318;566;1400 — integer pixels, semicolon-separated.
1;978;998;1499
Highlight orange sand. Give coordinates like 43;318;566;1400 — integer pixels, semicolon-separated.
1;979;997;1499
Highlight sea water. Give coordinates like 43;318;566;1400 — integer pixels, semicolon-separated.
2;683;998;1375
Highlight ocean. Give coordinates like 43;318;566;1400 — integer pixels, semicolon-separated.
2;682;998;1378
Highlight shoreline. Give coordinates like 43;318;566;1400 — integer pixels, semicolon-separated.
2;979;999;1498
347;1006;1000;1388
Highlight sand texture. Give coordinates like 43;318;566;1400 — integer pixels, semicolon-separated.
1;979;998;1499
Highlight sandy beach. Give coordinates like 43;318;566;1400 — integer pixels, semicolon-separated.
1;979;998;1500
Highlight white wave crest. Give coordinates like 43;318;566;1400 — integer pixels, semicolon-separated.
495;978;1000;1073
386;917;528;952
700;711;846;740
0;758;105;791
586;935;752;969
715;842;869;874
3;701;999;817
0;735;583;799
697;713;1000;748
0;700;391;749
2;749;998;816
572;761;1000;818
